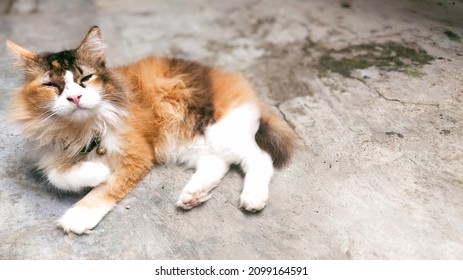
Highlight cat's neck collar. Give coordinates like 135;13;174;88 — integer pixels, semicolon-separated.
79;134;106;156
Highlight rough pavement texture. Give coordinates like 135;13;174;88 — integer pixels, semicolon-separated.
1;0;462;259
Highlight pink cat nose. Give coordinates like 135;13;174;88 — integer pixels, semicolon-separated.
66;94;82;105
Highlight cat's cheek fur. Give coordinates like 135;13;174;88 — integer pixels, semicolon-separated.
47;161;111;192
76;86;102;109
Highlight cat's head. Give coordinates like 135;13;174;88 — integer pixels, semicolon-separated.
7;26;125;124
7;26;126;148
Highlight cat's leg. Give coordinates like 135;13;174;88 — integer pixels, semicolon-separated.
176;154;229;210
47;161;111;192
57;184;117;234
203;103;274;212
239;145;274;212
57;146;154;234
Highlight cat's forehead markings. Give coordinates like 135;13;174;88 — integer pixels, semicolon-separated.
45;50;77;73
51;60;61;69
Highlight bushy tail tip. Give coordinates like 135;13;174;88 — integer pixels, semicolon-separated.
255;109;295;168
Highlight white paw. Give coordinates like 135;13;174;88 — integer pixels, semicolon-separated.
239;190;268;213
57;205;112;235
176;189;211;210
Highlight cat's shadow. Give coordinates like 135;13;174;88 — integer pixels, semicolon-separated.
7;153;87;202
27;166;92;199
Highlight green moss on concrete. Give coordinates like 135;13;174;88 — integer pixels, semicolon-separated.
318;42;434;78
403;67;425;78
444;29;461;42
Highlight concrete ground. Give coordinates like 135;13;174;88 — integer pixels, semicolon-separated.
1;0;462;259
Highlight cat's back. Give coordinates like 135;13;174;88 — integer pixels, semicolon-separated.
114;56;210;94
114;56;257;120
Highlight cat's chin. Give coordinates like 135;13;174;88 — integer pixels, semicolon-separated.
65;107;96;122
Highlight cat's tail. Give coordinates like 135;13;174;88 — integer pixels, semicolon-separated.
255;107;296;169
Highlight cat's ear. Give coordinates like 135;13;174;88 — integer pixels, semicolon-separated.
77;26;106;65
6;40;40;78
6;40;36;61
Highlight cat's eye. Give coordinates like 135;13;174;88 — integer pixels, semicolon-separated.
80;74;94;83
42;82;59;88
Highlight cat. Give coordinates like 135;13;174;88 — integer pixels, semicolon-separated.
7;26;295;234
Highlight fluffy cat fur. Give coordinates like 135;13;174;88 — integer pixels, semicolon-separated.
7;26;295;234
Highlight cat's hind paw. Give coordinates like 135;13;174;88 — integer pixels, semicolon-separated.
239;191;268;213
176;190;211;210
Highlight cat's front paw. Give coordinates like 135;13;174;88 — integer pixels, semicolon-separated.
57;205;111;234
176;190;211;210
239;191;268;213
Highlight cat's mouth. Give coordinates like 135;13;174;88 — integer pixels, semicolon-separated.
68;105;95;119
69;104;89;113
73;104;87;110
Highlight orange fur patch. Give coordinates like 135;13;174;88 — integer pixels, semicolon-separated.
51;60;61;69
209;69;256;120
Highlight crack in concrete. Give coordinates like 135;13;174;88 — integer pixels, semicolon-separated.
275;102;305;143
351;76;440;107
375;89;439;107
376;88;440;107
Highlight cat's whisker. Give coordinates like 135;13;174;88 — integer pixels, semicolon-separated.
39;111;58;123
33;108;55;121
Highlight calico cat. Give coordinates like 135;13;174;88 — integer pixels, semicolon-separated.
7;26;295;234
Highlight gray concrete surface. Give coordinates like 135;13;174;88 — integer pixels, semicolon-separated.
1;0;463;259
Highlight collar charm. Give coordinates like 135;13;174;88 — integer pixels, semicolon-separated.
80;135;106;155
